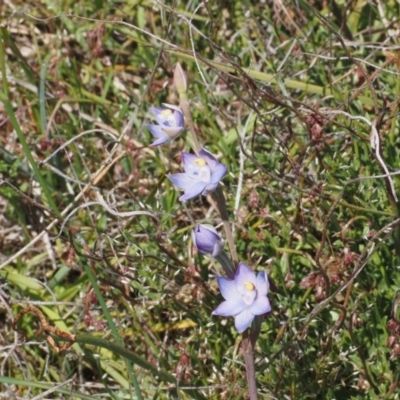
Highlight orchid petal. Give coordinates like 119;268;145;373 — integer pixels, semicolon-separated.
151;136;169;146
249;296;271;315
199;148;218;170
150;107;171;126
181;152;199;168
161;103;183;113
161;126;184;139
179;182;207;201
167;173;195;189
147;124;167;139
202;183;219;196
194;226;223;256
212;240;225;257
216;276;238;300
150;105;184;128
210;163;227;185
197;224;218;235
212;298;247;317
256;271;270;296
150;106;166;117
235;262;257;289
235;309;255;333
173;110;184;127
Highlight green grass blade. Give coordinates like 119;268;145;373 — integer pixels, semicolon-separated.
82;263;143;400
0;376;99;400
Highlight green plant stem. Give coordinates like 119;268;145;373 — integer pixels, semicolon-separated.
388;197;400;259
39;55;51;135
215;250;236;279
179;95;202;154
213;186;238;265
0;30;9;97
242;330;258;400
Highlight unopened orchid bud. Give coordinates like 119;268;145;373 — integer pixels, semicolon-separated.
192;224;224;257
174;62;187;94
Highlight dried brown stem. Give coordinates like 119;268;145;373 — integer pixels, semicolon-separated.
12;306;76;353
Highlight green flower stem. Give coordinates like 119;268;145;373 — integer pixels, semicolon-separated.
0;30;9;97
213;186;239;265
215;250;236;279
179;93;202;154
242;330;258;400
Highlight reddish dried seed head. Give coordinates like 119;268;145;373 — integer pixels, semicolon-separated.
84;313;92;328
285;273;294;289
249;188;260;209
306;113;323;127
90;293;98;304
180;350;189;367
311;124;322;141
299;272;318;289
387;335;397;347
391;343;400;357
388;319;398;332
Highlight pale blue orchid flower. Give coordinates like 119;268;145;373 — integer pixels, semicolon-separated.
147;104;184;146
212;262;271;333
168;148;227;201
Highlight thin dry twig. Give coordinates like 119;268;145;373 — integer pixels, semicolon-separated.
12;306;76;353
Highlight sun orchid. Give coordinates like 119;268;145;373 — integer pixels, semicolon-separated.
192;224;224;257
212;262;271;333
147;104;185;146
168;148;227;201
